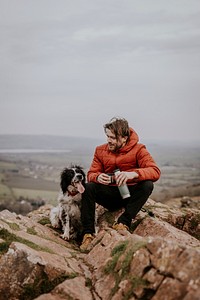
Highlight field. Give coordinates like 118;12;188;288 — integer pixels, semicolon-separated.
0;135;200;214
149;143;200;201
0;148;94;214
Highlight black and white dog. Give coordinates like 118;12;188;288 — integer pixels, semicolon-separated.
50;165;86;241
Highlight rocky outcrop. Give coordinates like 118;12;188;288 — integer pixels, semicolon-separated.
0;199;199;300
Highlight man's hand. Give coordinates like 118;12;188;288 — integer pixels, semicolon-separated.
97;173;111;185
115;171;139;186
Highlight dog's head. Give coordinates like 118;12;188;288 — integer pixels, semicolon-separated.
60;165;86;195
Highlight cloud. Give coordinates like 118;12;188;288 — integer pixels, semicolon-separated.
0;0;200;142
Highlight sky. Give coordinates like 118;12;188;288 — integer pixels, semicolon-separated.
0;0;200;143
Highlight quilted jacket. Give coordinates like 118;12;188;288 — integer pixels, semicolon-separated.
87;128;161;185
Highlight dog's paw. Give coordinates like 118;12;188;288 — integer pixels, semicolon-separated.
52;224;61;229
61;233;70;241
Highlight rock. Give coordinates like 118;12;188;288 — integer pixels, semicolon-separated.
138;198;200;240
0;199;199;300
134;216;199;247
35;277;93;300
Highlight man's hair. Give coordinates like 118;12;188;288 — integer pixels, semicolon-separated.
104;117;130;141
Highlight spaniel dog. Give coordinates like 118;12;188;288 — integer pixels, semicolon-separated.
50;165;86;241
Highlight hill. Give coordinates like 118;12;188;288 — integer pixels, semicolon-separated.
0;134;200;214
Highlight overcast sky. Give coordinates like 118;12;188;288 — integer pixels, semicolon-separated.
0;0;200;143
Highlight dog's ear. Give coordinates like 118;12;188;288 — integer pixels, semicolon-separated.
60;168;74;194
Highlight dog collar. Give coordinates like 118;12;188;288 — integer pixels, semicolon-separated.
67;191;79;197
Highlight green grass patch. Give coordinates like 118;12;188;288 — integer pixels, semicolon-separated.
0;228;54;254
130;276;149;290
27;227;37;235
0;173;5;181
104;241;128;274
0;161;17;170
12;188;58;203
0;241;9;253
121;248;135;278
0;220;20;231
111;240;128;256
38;217;51;225
104;240;147;298
0;183;12;197
8;222;20;231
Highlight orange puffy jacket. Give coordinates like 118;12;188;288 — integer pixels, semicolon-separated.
87;128;161;185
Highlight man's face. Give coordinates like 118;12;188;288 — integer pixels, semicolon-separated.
105;129;127;152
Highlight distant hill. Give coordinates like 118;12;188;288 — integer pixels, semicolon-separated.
0;134;103;152
0;134;200;166
0;134;199;204
1;134;199;150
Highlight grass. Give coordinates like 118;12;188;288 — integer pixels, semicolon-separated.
120;248;135;278
104;241;129;274
0;183;12;198
0;161;17;170
7;222;20;231
0;228;54;254
12;188;58;203
27;227;37;235
38;217;51;226
111;240;129;256
0;219;20;231
104;240;148;299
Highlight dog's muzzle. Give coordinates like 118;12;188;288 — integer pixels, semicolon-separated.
72;174;85;193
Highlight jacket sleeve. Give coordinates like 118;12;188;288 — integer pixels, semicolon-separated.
87;147;104;183
134;146;161;182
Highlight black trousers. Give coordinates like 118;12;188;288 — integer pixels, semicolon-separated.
81;180;154;235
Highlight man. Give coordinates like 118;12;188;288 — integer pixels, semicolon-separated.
80;117;161;250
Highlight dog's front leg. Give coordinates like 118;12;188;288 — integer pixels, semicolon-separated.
61;214;70;240
50;206;61;228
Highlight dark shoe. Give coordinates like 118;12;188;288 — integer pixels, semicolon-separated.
80;234;94;251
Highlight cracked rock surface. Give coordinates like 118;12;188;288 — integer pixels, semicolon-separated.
0;199;199;300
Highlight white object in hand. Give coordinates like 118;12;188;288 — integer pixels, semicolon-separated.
114;169;130;199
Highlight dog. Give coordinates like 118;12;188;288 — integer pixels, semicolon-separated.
50;165;86;241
